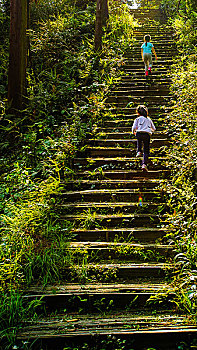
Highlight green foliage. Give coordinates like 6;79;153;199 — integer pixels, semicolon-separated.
162;61;197;312
0;3;137;347
161;0;197;53
159;0;197;315
0;289;42;349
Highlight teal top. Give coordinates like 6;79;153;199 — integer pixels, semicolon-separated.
141;42;154;54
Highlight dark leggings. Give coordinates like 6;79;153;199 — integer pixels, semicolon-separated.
136;132;150;165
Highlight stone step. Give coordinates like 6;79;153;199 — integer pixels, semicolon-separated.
133;29;174;34
106;97;172;105
94;131;168;139
61;189;163;203
123;59;173;65
72;227;168;242
26;281;172;295
118;70;170;76
23;283;173;312
110;89;169;96
109;107;172;115
132;15;163;21
96;125;164;132
107;96;170;104
95;125;163;132
74;169;170;180
61;202;166;214
133;37;175;42
106;97;170;104
125;54;175;60
133;42;176;47
63;179;163;191
113;79;170;85
103;116;167;126
122;66;169;71
74;157;168;171
17;313;197;350
63;213;163;228
68;241;173;259
66;262;169;282
127;48;176;54
120;76;171;83
82;138;171;149
83;145;168;158
107;103;171;109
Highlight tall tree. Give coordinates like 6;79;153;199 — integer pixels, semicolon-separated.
94;0;109;51
102;0;109;27
8;0;28;111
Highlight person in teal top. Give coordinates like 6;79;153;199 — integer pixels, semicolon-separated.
141;35;157;76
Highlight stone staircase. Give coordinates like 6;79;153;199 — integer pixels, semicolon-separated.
18;8;197;350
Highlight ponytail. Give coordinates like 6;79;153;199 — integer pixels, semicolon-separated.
136;105;148;118
144;34;151;47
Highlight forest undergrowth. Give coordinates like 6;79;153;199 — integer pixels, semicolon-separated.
161;0;197;315
0;0;136;346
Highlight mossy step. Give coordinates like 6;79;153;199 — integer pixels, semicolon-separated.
116;70;171;76
68;242;173;259
17;315;197;350
61;189;163;203
132;38;174;42
107;103;172;110
74;169;170;180
26;282;172;294
133;29;174;34
132;16;163;21
114;80;170;86
95;125;164;132
121;67;170;72
93;131;169;139
109;107;172;115
132;43;176;48
63;213;162;228
120;77;171;83
61;202;166;215
87;139;169;148
123;60;173;65
22;290;174;314
110;89;170;96
106;94;171;102
111;88;169;94
63;179;163;191
102;113;167;120
127;50;176;55
103;117;167;126
74;156;168;170
106;96;170;104
85;146;168;158
101;120;166;128
72;227;168;242
116;77;169;84
67;262;170;282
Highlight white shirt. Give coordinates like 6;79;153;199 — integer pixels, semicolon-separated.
132;115;156;135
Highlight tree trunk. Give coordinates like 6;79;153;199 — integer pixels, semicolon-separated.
8;0;28;112
95;0;102;51
102;0;109;27
94;0;109;52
